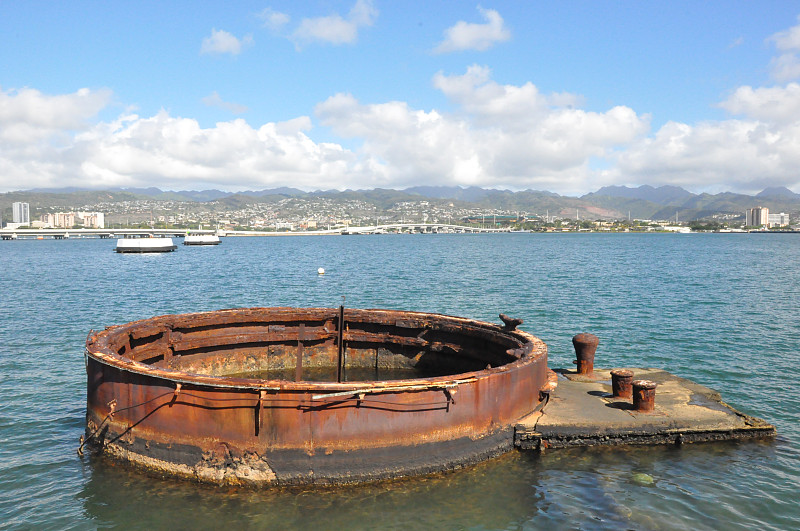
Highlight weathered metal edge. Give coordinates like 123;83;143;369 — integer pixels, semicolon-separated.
515;423;777;450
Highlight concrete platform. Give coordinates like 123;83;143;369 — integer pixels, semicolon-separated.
515;368;775;450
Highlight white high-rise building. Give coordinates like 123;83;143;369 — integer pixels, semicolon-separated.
745;207;769;227
768;212;790;228
12;202;30;224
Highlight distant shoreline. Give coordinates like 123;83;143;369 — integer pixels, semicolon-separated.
2;227;799;240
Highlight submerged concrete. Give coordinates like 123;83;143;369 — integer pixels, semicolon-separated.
515;368;775;450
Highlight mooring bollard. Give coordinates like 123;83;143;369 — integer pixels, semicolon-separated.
572;333;599;375
633;380;657;412
610;369;634;399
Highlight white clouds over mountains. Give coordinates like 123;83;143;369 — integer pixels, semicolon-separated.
609;19;800;193
0;94;354;191
0;72;648;193
616;80;800;192
316;67;648;191
2;10;800;195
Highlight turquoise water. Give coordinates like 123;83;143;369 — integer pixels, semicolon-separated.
1;233;798;530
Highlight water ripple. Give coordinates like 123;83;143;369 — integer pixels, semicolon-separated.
0;234;798;529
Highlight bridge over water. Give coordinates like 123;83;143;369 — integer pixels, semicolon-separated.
224;223;510;236
1;223;510;240
0;228;214;240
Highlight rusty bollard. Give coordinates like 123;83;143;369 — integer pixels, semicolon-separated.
572;333;599;375
610;369;634;399
633;380;657;412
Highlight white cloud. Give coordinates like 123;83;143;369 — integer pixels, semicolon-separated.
315;68;649;192
768;16;800;81
200;29;253;55
76;112;363;190
7;16;800;198
769;53;800;83
770;15;800;51
719;83;800;125
432;64;585;131
0;86;366;192
258;8;290;32
433;6;510;54
4;75;644;195
202;91;249;115
0;86;111;141
580;17;800;194
613;117;800;193
291;0;377;48
606;23;800;195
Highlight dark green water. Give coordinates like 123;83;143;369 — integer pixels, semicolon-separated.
1;233;798;530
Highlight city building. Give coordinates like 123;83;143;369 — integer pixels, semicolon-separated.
40;211;105;228
12;202;30;224
745;207;769;227
768;212;790;228
300;220;318;230
77;211;105;228
41;212;76;228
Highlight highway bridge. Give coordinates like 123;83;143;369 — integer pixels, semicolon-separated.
0;228;215;240
1;223;511;240
223;223;511;236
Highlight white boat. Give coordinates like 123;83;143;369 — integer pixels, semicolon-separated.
115;238;177;253
183;234;221;245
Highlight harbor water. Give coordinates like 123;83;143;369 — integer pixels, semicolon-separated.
1;233;798;530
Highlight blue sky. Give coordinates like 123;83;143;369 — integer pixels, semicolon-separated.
1;1;799;195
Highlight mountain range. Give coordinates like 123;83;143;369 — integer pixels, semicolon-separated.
4;185;800;221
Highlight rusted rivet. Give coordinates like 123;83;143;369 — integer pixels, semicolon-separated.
610;369;634;399
633;379;657;412
572;333;599;375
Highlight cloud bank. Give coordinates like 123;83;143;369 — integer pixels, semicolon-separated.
2;17;800;195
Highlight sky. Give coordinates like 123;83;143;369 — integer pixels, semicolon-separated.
1;1;800;196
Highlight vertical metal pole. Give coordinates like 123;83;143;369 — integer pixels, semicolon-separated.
295;323;305;382
337;305;345;383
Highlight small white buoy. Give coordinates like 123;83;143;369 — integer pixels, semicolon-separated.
318;267;325;275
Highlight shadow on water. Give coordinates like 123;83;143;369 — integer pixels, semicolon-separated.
78;452;542;530
77;438;786;530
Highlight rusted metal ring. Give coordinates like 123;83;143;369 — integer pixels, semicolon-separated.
84;307;553;486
